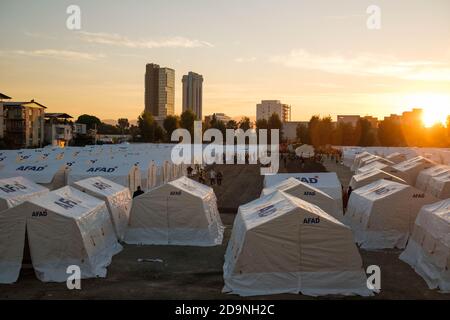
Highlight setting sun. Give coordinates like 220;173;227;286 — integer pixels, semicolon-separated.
402;94;450;127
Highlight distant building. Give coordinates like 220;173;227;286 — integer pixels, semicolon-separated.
362;116;379;128
401;108;423;125
44;113;74;147
256;100;291;122
182;72;203;120
383;114;402;123
337;115;360;127
0;99;45;149
282;121;309;142
145;63;175;120
204;113;232;124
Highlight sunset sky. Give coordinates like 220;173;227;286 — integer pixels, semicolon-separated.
1;0;449;124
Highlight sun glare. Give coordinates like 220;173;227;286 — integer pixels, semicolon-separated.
403;94;450;127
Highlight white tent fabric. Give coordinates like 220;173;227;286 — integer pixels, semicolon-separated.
125;176;224;246
415;165;450;191
261;177;342;220
390;156;436;185
356;161;390;175
68;160;141;193
295;145;315;158
386;152;407;164
0;161;68;190
0;176;49;211
357;155;394;171
351;151;373;171
427;172;450;199
344;180;438;249
399;199;450;292
72;177;132;241
0;186;122;283
223;191;372;297
349;169;407;190
264;173;343;213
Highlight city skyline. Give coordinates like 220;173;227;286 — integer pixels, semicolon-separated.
1;0;450;124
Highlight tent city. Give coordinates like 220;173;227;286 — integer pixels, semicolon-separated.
0;0;449;312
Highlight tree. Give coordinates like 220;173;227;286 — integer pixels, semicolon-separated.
296;123;309;144
180;109;196;139
355;118;375;146
238;117;252;131
163;115;180;142
77;114;101;130
447;116;450;138
129;124;140;141
255;118;268;130
308;115;333;147
378;118;406;146
117;118;130;134
207;114;226;137
98;122;120;134
226;120;238;130
154;124;165;142
137;111;156;142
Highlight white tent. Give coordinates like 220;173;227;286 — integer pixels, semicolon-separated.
351;151;373;171
349;169;407;190
125;176;224;246
72;176;132;241
264;173;343;212
261;177;342;220
295;144;315;158
357;155;394;171
400;199;450;292
0;176;49;211
0;161;68;190
427;171;450;199
390;156;436;185
415;165;450;191
356;161;390;175
68;160;141;193
386;152;407;164
223;191;372;297
344;180;437;249
0;186;122;283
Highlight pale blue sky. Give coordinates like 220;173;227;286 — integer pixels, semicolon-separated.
1;0;449;123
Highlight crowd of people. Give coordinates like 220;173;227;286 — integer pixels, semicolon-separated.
187;165;223;187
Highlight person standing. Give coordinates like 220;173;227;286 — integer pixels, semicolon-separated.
187;166;193;177
209;168;216;185
216;170;223;186
133;186;144;198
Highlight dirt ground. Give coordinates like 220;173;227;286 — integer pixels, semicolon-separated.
0;158;449;300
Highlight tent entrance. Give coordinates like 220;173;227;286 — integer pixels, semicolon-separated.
18;226;35;279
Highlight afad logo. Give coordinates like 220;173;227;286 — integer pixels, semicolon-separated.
295;176;319;184
0;182;27;193
303;217;320;224
93;181;112;191
32;209;48;217
16;165;47;172
54;197;79;210
413;193;425;198
170;190;181;196
18;155;31;161
86;166;118;173
258;204;277;217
